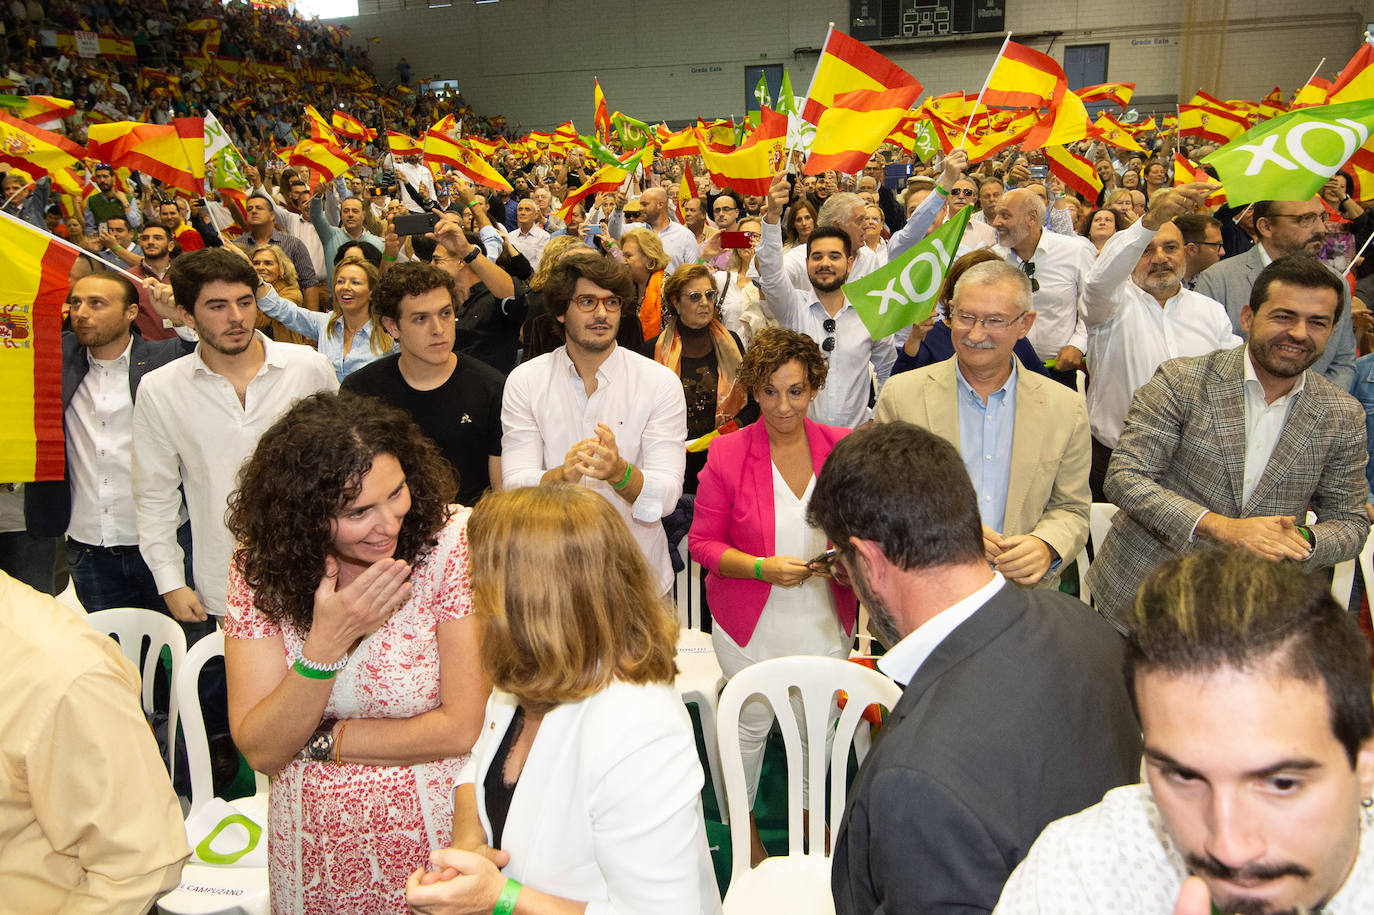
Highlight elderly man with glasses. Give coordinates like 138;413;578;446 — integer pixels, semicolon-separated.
1196;197;1358;391
875;259;1090;589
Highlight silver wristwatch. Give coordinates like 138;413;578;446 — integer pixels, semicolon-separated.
299;719;337;762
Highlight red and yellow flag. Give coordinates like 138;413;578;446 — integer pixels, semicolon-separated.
331;110;376;142
282;137;354;182
800;28;921;126
1172;152;1226;206
982;42;1065;111
1292;77;1331;109
1178;104;1249;145
1044;145;1102;201
676;162;697;223
658;125;700;159
387;131;423;157
87;118;205;195
1329;42;1374;104
1259;87;1288;120
0;210;79;483
0;111;86;177
304;105;340;145
1021;88;1093;151
557;161;630;222
3;95;75;126
423;131;512;192
699;107;787;195
1075;82;1135;108
1092;112;1148;152
594;78;612;143
805;85;921;175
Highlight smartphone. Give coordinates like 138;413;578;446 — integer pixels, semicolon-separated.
583;224;604;236
1029;165;1049;180
98;221;109;236
368;185;386;197
393;212;440;236
719;231;753;249
804;548;838;575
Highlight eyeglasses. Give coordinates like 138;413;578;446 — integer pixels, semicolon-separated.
683;290;719;305
1270;212;1323;227
741;231;762;240
950;310;1027;331
949;187;977;198
714;205;737;214
1021;261;1041;293
822;317;837;353
1196;240;1224;250
570;294;623;312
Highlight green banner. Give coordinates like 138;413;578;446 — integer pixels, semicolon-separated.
912;120;940;162
754;72;771;111
844;205;972;340
1202;98;1374;205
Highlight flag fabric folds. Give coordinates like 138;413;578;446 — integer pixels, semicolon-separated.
1202;98;1374;205
1179;104;1250;145
87;118;205;195
387;131;423;157
676;162;696;223
699;107;788;195
594;79;612;143
0;210;78;483
557;161;630;222
843;205;973;340
282;137;354;182
982;41;1065;111
805;85;921;175
801;27;921;126
1044;145;1102;201
0;111;86;177
430;135;512;192
0;94;75;126
331;111;375;142
1075;82;1135;108
1330;42;1374;104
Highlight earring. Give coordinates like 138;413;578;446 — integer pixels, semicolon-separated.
1363;796;1373;809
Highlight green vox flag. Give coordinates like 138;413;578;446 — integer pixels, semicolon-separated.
612;112;652;148
579;133;625;168
911;120;939;161
1202;98;1374;205
844;205;972;340
776;69;798;117
754;72;771;111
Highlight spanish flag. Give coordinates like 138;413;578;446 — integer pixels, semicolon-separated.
282;137;354;182
676;162;696;223
1291;77;1331;110
800;27;921;126
557;161;630;222
0;210;79;483
466;135;500;157
699;107;787;196
1020;88;1092;150
1092;112;1147;152
1259;87;1288;120
1329;41;1374;104
658;125;700;159
0;94;75;126
594;79;612;143
424;132;512;192
332;110;375;142
982;42;1065;111
304;105;340;145
1179;104;1249;145
1044;145;1102;201
1075;82;1135;108
0;111;85;177
1173;152;1226;206
87;118;205;195
387;131;423;157
805;85;921;175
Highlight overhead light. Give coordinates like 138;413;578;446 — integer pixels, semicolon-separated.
475;0;500;5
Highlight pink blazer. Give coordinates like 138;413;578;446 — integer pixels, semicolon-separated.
688;418;857;646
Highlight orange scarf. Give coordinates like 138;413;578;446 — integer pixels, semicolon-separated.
639;270;664;340
654;318;748;431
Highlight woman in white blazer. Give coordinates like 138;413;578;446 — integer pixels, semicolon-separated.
406;485;722;915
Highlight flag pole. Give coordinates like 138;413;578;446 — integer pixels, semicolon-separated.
1302;57;1328;93
960;31;1013;148
1235;202;1254;224
0;207;151;290
1345;229;1374;277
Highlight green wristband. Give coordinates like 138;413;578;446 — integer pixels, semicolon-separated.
754;557;764;580
493;878;522;915
292;658;337;680
612;462;633;490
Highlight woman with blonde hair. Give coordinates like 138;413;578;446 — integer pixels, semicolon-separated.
256;255;395;381
250;243;311;346
406;485;722;914
619;226;671;340
714;216;771;347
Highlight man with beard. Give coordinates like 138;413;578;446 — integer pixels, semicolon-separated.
234;193;321;309
806;421;1140;915
996;549;1374;915
1196;198;1357;391
500;254;686;595
758;172;896;427
310;193;384;281
129;224;178;340
1081;184;1240;500
1086;255;1370;632
991;187;1097;388
83;163;141;236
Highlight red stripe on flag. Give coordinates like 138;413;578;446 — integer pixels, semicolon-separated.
32;240;78;480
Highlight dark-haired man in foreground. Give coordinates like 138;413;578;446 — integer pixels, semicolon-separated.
996;549;1374;915
809;421;1141;914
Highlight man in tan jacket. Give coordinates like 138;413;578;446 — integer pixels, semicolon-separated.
875;260;1090;588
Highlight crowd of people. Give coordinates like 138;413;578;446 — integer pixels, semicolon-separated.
4;2;1374;913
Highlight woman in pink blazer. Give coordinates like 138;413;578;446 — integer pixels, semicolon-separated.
688;328;857;865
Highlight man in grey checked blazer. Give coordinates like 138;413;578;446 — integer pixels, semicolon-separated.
1087;255;1369;631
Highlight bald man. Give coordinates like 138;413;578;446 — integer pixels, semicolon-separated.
608;186;700;271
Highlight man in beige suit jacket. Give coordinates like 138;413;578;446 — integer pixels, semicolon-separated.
875;259;1090;588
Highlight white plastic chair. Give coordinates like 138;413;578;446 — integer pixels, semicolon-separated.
157;631;270;915
86;607;187;783
1358;527;1374;609
717;655;903;913
677;626;729;825
55;580;86;616
1307;511;1362;608
1072;503;1118;607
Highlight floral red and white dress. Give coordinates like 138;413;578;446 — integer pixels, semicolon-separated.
223;507;475;914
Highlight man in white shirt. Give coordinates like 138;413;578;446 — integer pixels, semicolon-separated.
501;253;686;595
1081;183;1240;499
607;186;701;272
507;198;551;272
996;548;1374;915
392;152;437;213
991;187;1097;388
780;189;885;295
806;421;1140;915
133;248;337;625
758;172;895;428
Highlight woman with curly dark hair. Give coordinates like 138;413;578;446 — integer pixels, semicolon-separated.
223;391;488;914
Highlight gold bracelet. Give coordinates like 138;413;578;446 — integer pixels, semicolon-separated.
333;720;349;765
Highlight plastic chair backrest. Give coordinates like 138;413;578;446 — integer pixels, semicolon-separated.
716;655;903;884
177;630;266;815
1089;502;1118;559
86;607;187;782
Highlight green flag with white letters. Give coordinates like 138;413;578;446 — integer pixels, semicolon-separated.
844;205;972;340
754;72;771;111
1202;98;1374;205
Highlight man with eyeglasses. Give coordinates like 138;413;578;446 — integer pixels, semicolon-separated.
991;188;1097;388
947;175;999;254
1086;254;1369;631
1196;198;1357;391
501;254;686;595
759;172;897;427
875;260;1090;590
1174;212;1225;287
1080;184;1241;500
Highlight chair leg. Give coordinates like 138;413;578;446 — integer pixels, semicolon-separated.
696;693;728;826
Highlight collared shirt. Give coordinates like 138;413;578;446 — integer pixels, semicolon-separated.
508;223;551;271
781;236;887;296
501;344;687;594
0;574;190;912
956;359;1018;532
757;219;896;427
66;339;142;546
256;286;395;382
877;572;1005;686
94;242;140;269
83;191;142;236
132;332;337;614
607;212;703;273
1242;347;1306;505
1083;220;1242;447
233;229;319;289
994;229;1096;361
994;783;1374;915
